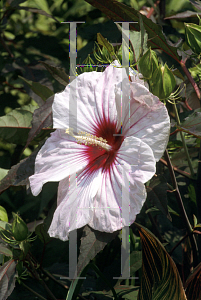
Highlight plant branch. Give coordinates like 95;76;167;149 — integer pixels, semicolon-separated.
27;256;57;300
169;233;188;256
164;149;198;266
160;157;191;179
146;0;160;19
169;230;201;256
180;60;201;100
0;35;14;58
195;143;201;223
173;101;195;178
144;203;164;242
21;282;48;300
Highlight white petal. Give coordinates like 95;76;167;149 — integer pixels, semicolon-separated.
29;130;88;196
88;165;147;232
94;62;123;130
130;180;147;223
48;169;102;241
116;136;156;183
126;82;170;161
53;71;102;133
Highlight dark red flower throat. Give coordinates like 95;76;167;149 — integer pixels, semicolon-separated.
83;118;124;175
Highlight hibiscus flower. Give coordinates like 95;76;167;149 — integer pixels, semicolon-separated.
29;61;170;241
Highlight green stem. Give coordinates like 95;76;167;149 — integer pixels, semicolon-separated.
173;101;195;178
21;282;47;300
164;150;198;266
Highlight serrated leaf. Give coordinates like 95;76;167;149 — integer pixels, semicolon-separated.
97;33;117;59
0;259;16;300
23;96;53;150
0;244;13;258
184;261;201;300
0;147;40;194
77;225;119;275
146;176;171;221
84;0;181;62
179;108;201;138
135;223;187;300
19;76;54;102
0;104;36;145
40;61;69;86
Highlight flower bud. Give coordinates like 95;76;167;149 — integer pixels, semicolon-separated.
185;23;201;55
138;48;158;79
12;213;28;242
150;63;176;99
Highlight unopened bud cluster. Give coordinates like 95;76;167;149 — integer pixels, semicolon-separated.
139;48;176;99
12;213;28;242
185;23;201;55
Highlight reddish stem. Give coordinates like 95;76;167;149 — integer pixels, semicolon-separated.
180;60;201;100
146;0;160;19
184;99;193;111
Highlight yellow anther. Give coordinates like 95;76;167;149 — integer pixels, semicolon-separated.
66;129;110;151
66;128;74;135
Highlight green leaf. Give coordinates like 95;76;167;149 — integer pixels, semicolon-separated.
23;96;53;150
77;225;119;275
0;169;9;182
115;285;139;300
117;13;148;63
84;0;181;62
40;61;69;86
0;206;8;222
97;33;117;59
0;259;16;300
135;223;187;300
179;108;201;138
0;104;36;145
146;175;171;221
83;285;139;300
184;261;201;300
19;76;54;101
35;223;53;244
66;263;90;300
10;0;27;6
0;147;40;194
0;244;13;257
16;6;59;23
130;251;142;276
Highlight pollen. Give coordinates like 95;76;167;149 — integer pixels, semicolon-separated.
66;128;111;151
